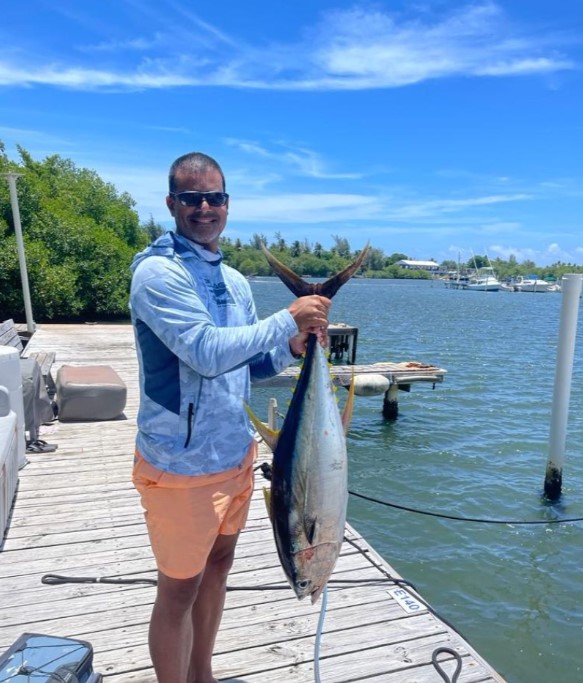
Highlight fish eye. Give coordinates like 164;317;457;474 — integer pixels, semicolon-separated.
298;580;310;589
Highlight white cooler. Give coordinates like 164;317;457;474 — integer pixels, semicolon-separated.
0;386;18;539
0;346;26;468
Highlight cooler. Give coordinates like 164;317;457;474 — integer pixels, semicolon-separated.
0;632;102;682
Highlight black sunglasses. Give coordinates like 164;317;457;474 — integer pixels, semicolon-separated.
170;191;229;208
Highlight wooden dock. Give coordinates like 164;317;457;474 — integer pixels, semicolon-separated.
0;324;504;682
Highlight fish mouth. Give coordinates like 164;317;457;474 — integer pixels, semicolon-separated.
292;578;319;602
293;580;325;604
310;584;325;604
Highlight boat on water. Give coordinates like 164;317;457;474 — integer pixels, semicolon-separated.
514;275;552;293
443;274;470;289
465;266;501;292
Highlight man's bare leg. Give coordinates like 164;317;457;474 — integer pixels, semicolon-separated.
188;533;239;683
149;571;203;683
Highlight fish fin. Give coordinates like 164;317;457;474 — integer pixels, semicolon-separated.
341;369;356;435
262;487;272;522
260;244;316;297
304;516;318;545
261;243;370;299
318;243;370;299
244;403;280;451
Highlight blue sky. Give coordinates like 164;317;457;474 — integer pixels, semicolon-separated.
1;0;582;266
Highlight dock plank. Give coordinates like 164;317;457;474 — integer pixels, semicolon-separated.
0;324;502;682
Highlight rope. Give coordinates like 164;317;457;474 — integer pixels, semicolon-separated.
258;460;583;525
432;647;463;683
349;488;583;525
314;587;328;683
41;573;157;586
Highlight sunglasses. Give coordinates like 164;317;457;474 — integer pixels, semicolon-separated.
170;191;229;208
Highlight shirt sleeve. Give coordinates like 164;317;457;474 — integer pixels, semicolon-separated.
130;257;298;378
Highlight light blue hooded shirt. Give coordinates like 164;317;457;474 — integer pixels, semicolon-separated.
130;232;298;475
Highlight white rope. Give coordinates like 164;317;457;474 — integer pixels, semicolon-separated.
314;586;328;683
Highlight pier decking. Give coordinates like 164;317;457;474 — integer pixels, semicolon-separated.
0;324;504;682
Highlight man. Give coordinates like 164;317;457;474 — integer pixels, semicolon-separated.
129;152;331;683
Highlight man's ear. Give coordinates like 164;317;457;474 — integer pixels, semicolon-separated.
166;195;175;216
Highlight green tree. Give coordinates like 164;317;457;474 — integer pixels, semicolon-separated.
331;234;351;258
0;142;151;321
142;215;165;241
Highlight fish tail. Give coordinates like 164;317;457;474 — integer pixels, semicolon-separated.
261;243;370;299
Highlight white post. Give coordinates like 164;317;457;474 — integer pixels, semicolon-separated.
3;172;35;334
544;274;583;499
268;398;279;431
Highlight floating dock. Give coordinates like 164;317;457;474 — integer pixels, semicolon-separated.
257;324;447;419
0;324;504;682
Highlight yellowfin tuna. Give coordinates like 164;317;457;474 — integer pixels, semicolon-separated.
247;244;369;602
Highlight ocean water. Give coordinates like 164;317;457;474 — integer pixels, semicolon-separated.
249;277;583;683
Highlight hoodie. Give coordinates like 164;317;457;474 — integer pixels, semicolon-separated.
129;232;298;475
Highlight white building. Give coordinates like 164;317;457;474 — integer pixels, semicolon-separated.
397;259;440;272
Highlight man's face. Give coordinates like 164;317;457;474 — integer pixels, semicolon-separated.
166;168;228;252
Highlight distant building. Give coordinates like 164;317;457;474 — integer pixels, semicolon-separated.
397;259;440;272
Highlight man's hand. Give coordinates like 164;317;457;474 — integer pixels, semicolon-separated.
289;327;328;356
288;295;331;354
288;295;331;333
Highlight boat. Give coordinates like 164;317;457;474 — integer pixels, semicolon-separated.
443;273;470;289
465;266;501;292
514;275;551;293
443;252;471;289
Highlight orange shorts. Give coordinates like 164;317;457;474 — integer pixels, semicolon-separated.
132;441;256;579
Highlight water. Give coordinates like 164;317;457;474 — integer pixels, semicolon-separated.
249;277;583;683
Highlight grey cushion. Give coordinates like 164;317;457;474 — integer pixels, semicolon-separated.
56;365;127;422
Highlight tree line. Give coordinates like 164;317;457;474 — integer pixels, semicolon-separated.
1;144;581;321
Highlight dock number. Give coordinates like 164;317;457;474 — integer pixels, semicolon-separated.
388;587;428;614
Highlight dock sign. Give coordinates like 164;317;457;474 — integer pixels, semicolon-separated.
388;587;428;614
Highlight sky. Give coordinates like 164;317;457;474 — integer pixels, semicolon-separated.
1;0;582;266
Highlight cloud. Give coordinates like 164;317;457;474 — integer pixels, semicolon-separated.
224;138;363;180
488;242;580;264
226;189;532;225
0;2;575;91
0;127;73;148
231;192;379;223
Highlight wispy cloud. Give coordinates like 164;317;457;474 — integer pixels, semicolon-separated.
0;127;73;149
488;242;576;264
225;139;363;180
229;189;532;224
0;2;576;91
80;33;168;54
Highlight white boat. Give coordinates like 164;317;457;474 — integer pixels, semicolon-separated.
465;267;501;292
514;275;551;293
443;274;470;289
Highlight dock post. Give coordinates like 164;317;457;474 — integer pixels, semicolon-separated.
382;384;399;420
268;398;279;431
3;172;35;334
544;274;583;500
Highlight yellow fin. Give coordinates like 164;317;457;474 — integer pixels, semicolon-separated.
244;403;280;451
263;487;272;522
